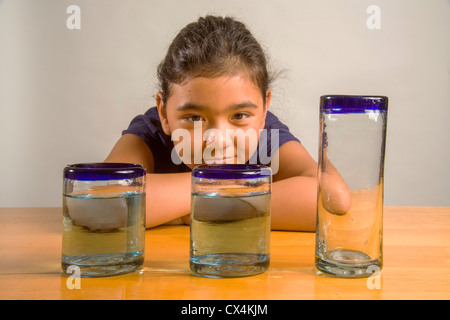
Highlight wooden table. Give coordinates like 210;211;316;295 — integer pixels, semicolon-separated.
0;207;449;300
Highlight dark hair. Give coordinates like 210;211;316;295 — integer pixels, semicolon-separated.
157;15;273;106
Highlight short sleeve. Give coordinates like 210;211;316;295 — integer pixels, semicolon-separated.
264;111;301;147
122;107;190;173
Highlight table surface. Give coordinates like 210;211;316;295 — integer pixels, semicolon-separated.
0;206;449;300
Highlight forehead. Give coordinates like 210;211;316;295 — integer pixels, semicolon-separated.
167;75;264;108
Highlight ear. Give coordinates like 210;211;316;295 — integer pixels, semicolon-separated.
156;91;172;136
260;89;272;129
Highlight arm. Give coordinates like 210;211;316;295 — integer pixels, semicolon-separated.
270;141;318;231
270;141;352;231
105;134;191;228
319;149;352;215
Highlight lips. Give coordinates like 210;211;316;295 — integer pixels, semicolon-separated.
204;156;236;164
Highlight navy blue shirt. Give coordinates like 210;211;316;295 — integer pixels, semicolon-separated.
122;107;300;173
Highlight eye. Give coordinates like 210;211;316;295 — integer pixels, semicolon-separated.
184;114;205;122
232;113;250;121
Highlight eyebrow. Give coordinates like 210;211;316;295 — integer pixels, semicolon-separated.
230;102;259;110
176;103;205;111
177;101;259;112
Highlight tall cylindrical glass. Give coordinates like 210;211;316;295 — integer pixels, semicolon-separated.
315;95;388;277
62;163;146;277
190;164;272;278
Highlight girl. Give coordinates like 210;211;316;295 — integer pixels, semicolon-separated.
105;15;320;231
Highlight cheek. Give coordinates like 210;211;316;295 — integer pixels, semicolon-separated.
185;127;205;166
170;122;208;168
234;129;260;163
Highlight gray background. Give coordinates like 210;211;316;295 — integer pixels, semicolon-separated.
1;0;449;207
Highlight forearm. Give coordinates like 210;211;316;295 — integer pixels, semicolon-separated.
145;172;191;228
270;176;317;232
144;170;319;230
104;134;192;227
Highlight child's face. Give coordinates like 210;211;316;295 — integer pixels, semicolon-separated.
157;75;270;169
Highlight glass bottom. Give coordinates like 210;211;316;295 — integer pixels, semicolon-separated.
316;249;382;278
62;252;144;277
190;253;269;278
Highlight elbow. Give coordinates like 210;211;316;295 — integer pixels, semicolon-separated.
321;187;352;215
320;175;352;215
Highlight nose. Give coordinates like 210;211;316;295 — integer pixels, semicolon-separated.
204;128;233;149
203;123;234;159
204;120;233;148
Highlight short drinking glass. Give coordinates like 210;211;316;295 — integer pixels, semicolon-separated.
62;163;146;277
190;164;272;278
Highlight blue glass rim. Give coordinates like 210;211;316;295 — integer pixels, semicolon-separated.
192;164;272;180
320;95;388;114
64;163;146;181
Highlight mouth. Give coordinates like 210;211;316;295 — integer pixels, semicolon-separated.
204;156;236;165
